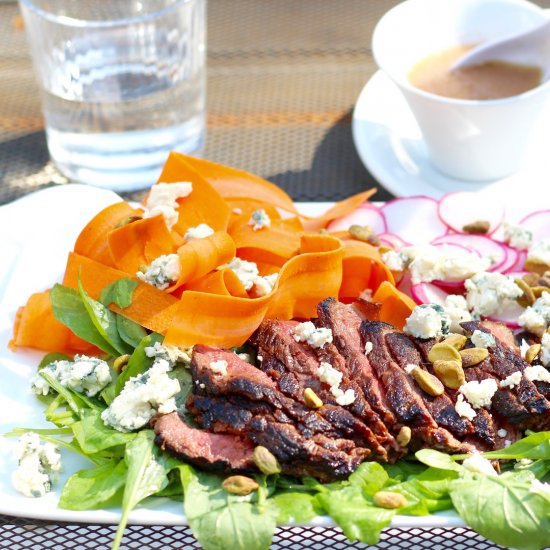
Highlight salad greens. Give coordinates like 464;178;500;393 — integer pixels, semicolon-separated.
5;280;550;550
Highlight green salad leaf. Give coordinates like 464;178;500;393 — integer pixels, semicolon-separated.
177;464;278;550
59;459;128;511
116;315;148;349
450;470;550;550
99;278;138;309
50;284;119;356
475;431;550;461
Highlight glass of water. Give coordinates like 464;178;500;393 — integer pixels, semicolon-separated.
18;0;206;192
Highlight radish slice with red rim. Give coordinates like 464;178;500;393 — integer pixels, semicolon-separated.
381;196;447;245
431;234;507;269
486;302;524;329
410;282;449;306
430;241;481;258
326;203;387;234
431;280;465;293
437;191;504;235
503;250;527;274
518;210;550;242
378;232;412;250
494;245;521;274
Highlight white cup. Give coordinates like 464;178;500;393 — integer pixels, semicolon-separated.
372;0;550;181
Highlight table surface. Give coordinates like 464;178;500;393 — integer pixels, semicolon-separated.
1;1;550;549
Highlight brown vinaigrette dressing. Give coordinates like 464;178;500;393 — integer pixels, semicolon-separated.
408;44;542;100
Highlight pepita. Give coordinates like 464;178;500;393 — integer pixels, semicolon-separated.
433;359;465;389
115;215;142;228
428;343;462;364
462;220;490;234
348;225;380;246
525;257;550;276
460;347;489;367
441;334;468;351
514;278;536;308
222;475;259;495
304;387;323;409
525;343;542;364
113;354;131;373
373;491;408;509
396;426;412;447
522;272;541;287
411;367;445;396
531;286;549;299
253;446;281;475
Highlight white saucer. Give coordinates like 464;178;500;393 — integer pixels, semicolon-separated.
352;70;550;206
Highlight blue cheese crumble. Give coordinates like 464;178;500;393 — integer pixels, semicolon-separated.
462;452;498;476
542;333;550;367
464;272;522;317
455;394;476;420
317;362;355;406
143;181;193;230
227;257;259;291
293;322;333;348
524;365;550;383
500;371;522;389
184;223;214;241
403;304;451;339
31;355;112;397
503;223;533;250
144;341;193;366
518;291;550;337
444;294;472;334
137;254;181;290
101;358;180;432
248;209;271;231
459;379;498;409
470;330;496;349
527;238;550;268
12;433;61;498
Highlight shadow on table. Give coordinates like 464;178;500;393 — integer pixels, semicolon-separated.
267;110;394;203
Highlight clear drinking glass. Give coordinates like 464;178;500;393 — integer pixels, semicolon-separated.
18;0;206;192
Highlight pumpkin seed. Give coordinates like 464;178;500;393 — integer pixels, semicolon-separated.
462;220;490;234
525;257;550;276
433;359;465;390
531;286;549;299
525;344;542;364
460;347;489;367
303;388;323;409
348;225;380;246
441;334;467;351
253;446;281;475
522;272;540;287
222;475;259;495
514;278;536;308
428;343;462;364
411;367;445;396
115;215;142;228
373;491;408;509
113;354;131;373
396;426;412;447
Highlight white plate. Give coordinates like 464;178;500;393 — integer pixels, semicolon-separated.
352;70;550;207
0;185;465;529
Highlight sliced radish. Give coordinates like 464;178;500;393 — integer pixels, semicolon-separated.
487;302;524;329
432;280;466;293
518;210;550;242
410;282;449;306
431;234;507;269
437;191;504;235
504;250;527;274
397;273;414;297
326;203;387;234
381;196;447;245
494;245;520;274
378;232;412;250
430;241;481;258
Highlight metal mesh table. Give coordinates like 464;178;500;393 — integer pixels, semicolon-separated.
1;1;549;548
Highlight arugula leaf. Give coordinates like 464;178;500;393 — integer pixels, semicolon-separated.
99;278;138;308
476;431;550;461
450;470;550;550
50;284;119;356
268;491;320;524
59;459;127;510
177;464;278;550
116;315;148;349
112;430;177;550
416;449;464;472
77;279;132;356
115;333;163;395
71;409;136;454
313;463;395;544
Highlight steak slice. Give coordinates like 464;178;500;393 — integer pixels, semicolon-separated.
388;333;474;439
462;322;550;430
361;321;475;453
251;319;399;460
153;411;256;473
317;298;398;428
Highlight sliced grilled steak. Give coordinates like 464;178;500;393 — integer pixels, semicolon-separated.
462;322;550;430
389;333;474;439
361;321;475;454
251;319;399;460
153;411;256;473
317;298;398;428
